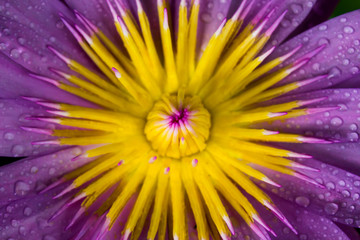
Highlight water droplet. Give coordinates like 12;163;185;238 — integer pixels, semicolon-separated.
338;180;346;186
354;181;360;187
216;12;224;20
353;193;359;200
6;205;14;213
351;67;359;74
19;226;26;236
43;235;56;240
330;117;343;127
17;37;25;45
282;227;290;234
343;26;354;34
11;145;24;157
201;12;212;23
14;181;30;196
48;168;56;175
345;218;354;225
342;59;350;65
290;3;303;14
30;166;38;174
11;219;19;227
318;25;327;31
324;203;339;215
312;63;320;71
299;234;308;240
49;36;56;43
295;196;310;207
0;42;8;50
347;205;355;212
340;17;347;23
4;132;14;140
23;207;32;216
306;1;314;7
348;132;359;142
326;182;335;190
328;67;342;79
281;19;291;28
10;48;21;58
56;21;64;29
348;47;355;54
342;190;351;197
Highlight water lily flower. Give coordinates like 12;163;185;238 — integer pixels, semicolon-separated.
1;0;360;239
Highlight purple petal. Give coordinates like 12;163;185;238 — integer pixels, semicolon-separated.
255;194;357;240
268;10;360;92
64;0;120;44
258;158;360;228
335;73;360;88
241;0;323;50
337;223;360;240
0;99;62;157
0;186;79;240
258;89;360;173
288;0;340;38
0;0;93;76
196;0;232;49
262;89;360;143
0;53;93;106
0;146;86;207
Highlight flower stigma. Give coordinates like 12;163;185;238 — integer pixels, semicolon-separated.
145;94;211;158
22;0;335;239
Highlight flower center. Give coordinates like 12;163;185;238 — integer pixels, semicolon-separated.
144;94;211;158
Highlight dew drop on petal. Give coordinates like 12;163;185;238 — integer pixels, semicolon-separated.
318;24;328;31
299;234;308;240
4;132;14;141
328;67;342;79
343;26;354;34
23;207;32;216
330;117;343;127
10;48;20;58
17;37;25;45
290;3;303;14
342;190;351;197
324;203;339;215
201;12;212;23
353;193;360;200
11;145;24;156
14;181;30;196
48;168;56;175
338;180;346;186
6;205;14;213
281;19;291;28
342;59;350;65
28;166;38;175
326;182;335;190
345;218;354;225
351;67;359;74
43;235;56;240
282;227;290;234
347;132;359;142
348;47;355;54
19;226;26;236
295;196;310;207
11;219;19;227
